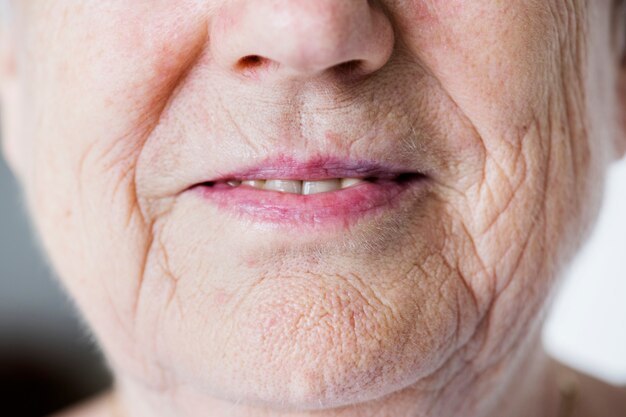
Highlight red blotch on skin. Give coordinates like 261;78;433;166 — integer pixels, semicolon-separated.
411;3;442;25
214;290;233;305
266;316;278;329
244;255;260;268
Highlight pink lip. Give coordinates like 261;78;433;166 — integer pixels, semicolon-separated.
190;156;427;228
202;155;415;182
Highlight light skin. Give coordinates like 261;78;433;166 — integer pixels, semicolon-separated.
1;1;626;417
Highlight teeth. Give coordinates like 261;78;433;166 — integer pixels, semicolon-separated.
241;180;266;188
264;179;302;194
230;178;366;194
340;178;364;189
302;179;341;195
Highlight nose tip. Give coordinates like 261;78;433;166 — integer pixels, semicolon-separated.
211;0;395;81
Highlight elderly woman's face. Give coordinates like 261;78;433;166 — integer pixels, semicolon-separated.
2;0;624;413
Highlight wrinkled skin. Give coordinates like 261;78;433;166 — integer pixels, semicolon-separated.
1;1;625;417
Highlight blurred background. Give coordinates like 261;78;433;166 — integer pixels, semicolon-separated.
0;154;625;416
0;158;111;416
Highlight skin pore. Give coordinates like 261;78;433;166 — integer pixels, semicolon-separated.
1;1;626;417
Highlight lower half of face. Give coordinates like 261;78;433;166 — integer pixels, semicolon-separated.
12;0;615;411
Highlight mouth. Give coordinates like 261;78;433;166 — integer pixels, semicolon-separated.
189;156;428;228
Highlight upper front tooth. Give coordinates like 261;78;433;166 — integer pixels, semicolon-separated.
341;178;364;189
302;179;342;195
237;178;365;193
242;180;266;188
264;179;302;194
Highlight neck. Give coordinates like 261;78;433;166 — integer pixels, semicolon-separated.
485;339;564;417
107;330;564;417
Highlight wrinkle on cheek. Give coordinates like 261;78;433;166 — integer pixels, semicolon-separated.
425;0;591;295
70;7;212;335
472;141;530;237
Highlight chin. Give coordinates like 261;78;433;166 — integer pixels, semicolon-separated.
136;265;477;411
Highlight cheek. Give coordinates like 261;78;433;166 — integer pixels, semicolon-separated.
393;0;601;358
17;2;212;373
397;1;592;257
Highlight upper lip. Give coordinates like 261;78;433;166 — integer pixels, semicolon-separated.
197;155;424;184
138;126;437;200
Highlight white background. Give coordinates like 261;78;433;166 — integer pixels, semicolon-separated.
543;159;626;385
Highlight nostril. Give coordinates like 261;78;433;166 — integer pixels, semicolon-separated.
236;55;268;71
332;60;365;79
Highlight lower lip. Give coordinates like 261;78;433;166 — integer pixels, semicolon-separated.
192;177;426;228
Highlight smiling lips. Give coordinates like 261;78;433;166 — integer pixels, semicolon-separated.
192;156;427;228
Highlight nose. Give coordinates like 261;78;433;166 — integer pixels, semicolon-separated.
210;0;395;81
